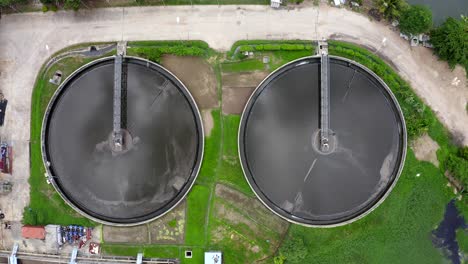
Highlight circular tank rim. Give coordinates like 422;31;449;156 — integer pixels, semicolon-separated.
238;55;407;228
41;56;205;226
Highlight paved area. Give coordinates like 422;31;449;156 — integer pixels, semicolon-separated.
0;224;101;255
0;3;466;224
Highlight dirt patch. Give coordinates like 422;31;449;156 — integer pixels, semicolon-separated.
222;87;255;114
148;200;186;244
411;133;440;167
222;72;269;88
102;225;149;244
161;55;218;109
102;201;186;244
210;184;289;262
221;71;268;114
202;109;214;137
215;184;289;234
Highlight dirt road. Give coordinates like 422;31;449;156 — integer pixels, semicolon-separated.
0;4;466;222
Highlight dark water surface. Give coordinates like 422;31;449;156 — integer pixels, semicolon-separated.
239;57;406;226
432;200;467;264
44;58;203;224
406;0;467;25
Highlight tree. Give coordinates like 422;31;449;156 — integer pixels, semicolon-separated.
375;0;407;20
279;236;308;263
430;16;468;68
64;0;80;10
0;0;27;8
399;5;432;35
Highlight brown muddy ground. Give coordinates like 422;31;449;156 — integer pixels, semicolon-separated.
161;55;218;110
221;71;268;114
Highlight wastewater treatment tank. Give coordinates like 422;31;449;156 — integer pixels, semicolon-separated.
42;56;203;225
239;55;407;227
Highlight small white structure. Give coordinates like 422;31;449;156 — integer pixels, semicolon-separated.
270;0;281;8
205;251;222;264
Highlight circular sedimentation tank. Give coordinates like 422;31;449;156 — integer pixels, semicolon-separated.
42;56;203;225
239;56;406;227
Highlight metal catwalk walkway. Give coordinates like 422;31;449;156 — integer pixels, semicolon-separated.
319;41;330;152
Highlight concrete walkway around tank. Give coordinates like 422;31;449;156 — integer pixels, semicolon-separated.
0;3;466;223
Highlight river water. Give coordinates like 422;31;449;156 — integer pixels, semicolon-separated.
432;200;467;264
406;0;468;25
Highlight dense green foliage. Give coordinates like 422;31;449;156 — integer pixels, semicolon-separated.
40;0;80;10
279;237;307;263
64;0;80;10
375;0;407;20
399;5;432;35
228;40;313;57
445;154;468;189
126;41;211;63
430;16;468;69
456;229;468;254
0;0;26;7
459;147;468;160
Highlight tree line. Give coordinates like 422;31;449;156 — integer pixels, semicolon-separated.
0;0;81;10
376;0;467;70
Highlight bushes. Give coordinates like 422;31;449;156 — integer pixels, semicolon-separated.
128;45;207;63
399;5;432;35
430;16;467;69
459;147;468;160
279;236;307;263
239;45;254;52
445;154;468;189
237;43;311;54
263;44;281;51
129;40;209;49
228;40;312;56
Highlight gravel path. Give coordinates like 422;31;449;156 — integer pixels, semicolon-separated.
0;4;466;222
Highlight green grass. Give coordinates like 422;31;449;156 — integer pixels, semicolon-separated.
168;219;177;228
221;59;265;72
185;184;211;245
456;229;468;254
217;115;254;196
101;244;180;258
196;109;222;185
269;50;315;70
101;244;205;263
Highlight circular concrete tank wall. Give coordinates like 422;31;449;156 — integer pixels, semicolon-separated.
42;56;204;225
239;56;406;227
